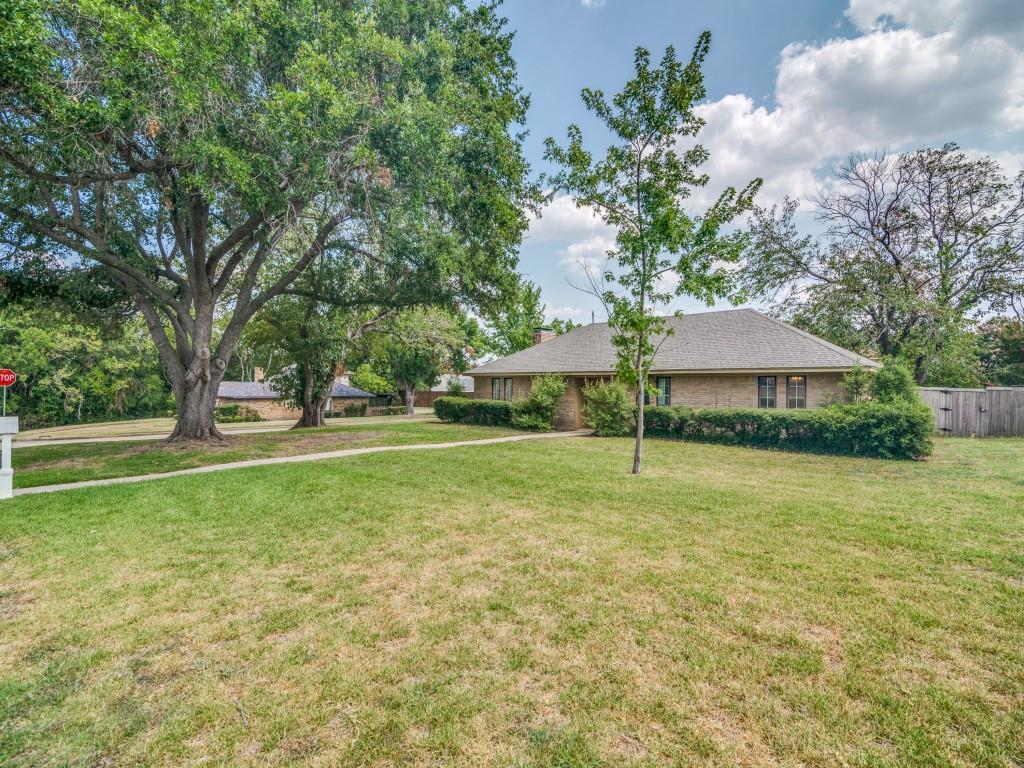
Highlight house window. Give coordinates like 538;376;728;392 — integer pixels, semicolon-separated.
503;377;514;401
491;378;500;400
654;376;671;406
758;376;777;408
787;375;807;409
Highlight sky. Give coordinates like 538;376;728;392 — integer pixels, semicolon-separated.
499;0;1024;323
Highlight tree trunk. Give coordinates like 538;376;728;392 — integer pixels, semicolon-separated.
405;383;416;416
295;397;328;428
168;373;225;441
633;373;644;475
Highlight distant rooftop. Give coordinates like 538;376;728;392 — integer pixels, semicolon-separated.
218;380;375;400
469;309;879;376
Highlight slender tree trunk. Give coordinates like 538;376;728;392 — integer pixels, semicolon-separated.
633;353;645;476
405;383;416;416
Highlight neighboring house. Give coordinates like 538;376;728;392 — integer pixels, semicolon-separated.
468;309;879;430
415;374;475;407
216;379;375;420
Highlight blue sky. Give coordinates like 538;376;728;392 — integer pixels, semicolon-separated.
499;0;1024;323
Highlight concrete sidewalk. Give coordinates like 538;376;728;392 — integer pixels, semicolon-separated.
13;430;591;496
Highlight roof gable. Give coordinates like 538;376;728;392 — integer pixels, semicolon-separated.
469;309;878;376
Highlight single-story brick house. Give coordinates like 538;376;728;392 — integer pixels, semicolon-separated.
467;309;880;430
216;380;374;420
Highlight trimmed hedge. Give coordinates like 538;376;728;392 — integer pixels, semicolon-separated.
435;397;514;426
214;404;264;423
644;402;933;459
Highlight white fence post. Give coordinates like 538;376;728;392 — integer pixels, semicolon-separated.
0;416;18;499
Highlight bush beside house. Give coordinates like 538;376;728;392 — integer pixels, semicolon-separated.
435;376;566;431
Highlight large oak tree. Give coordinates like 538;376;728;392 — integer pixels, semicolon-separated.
0;0;534;439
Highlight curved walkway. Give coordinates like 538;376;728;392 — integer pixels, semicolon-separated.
13;430;591;496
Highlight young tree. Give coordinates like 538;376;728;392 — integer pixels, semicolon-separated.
741;145;1024;381
0;0;535;439
544;34;761;474
979;317;1024;385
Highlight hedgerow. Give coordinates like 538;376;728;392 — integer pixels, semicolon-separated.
643;401;933;459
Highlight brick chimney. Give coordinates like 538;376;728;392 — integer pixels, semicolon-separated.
532;326;555;346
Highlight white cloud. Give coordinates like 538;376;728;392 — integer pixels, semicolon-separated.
543;304;594;322
525;194;614;243
559;235;615;277
580;0;606;7
686;1;1024;207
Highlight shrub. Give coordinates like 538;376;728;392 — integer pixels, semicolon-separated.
511;375;566;431
841;365;872;403
368;405;406;416
214;404;264;423
642;401;932;459
582;379;635;436
434;396;514;426
445;378;468;397
870;359;918;403
342;401;367;417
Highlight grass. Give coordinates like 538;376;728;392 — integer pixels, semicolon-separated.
1;435;1022;766
11;420;522;488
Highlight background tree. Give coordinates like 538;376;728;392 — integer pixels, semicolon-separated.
382;308;471;416
979;317;1024;385
0;0;535;439
485;279;584;355
544;33;761;474
741;145;1024;381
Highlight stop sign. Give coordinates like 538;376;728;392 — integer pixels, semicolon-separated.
0;370;15;387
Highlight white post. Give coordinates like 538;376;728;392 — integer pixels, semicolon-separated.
0;416;18;500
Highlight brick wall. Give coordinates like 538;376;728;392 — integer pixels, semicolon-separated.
668;372;844;409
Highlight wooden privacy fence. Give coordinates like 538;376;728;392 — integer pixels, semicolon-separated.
918;387;1024;437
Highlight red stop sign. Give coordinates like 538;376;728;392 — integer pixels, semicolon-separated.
0;369;15;387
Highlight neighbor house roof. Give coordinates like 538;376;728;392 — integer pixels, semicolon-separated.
218;381;374;399
469;309;879;376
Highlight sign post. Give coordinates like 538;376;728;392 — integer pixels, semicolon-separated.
0;369;17;500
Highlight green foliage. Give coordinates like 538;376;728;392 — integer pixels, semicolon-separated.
367;406;406;417
0;309;172;429
445;379;468;397
740;146;1024;381
841;366;873;403
350;363;393;396
643;402;933;459
870;360;919;403
0;0;539;436
582;379;636;437
510;376;566;431
343;402;368;418
979;318;1024;385
383;309;472;398
486;281;545;356
434;397;514;427
214;405;263;424
544;33;760;472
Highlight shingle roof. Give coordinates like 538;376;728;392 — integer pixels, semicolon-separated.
469;309;879;376
431;374;475;393
218;381;374;399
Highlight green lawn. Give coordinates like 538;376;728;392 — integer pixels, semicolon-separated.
12;420;521;488
1;436;1022;766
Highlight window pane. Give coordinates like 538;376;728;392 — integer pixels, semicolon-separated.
758;376;776;408
656;376;671;406
492;378;500;400
787;375;806;408
504;378;513;401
